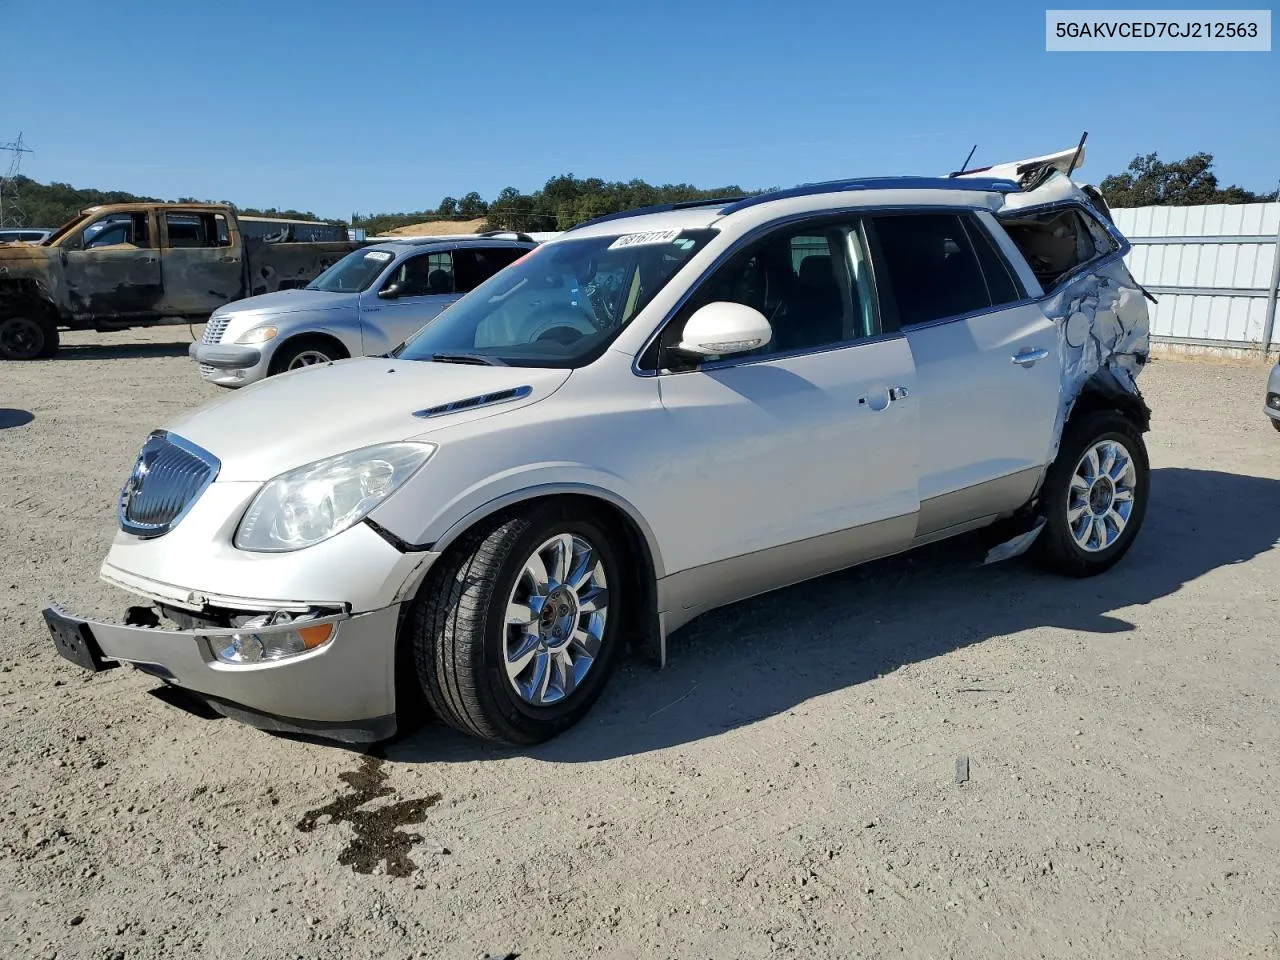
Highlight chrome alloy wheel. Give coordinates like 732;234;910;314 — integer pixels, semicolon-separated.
287;349;333;369
1067;439;1138;553
504;533;609;706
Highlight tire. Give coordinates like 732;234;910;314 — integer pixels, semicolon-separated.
1271;418;1280;433
0;307;59;361
267;336;345;376
1031;409;1150;577
403;504;625;745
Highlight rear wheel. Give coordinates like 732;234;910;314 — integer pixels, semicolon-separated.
403;504;623;744
1032;410;1150;577
267;336;346;376
0;308;58;361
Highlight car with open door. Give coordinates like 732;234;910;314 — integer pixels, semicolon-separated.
44;146;1154;747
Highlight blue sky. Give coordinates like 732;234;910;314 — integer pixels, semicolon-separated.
6;0;1276;220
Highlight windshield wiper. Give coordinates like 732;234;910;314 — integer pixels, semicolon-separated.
429;352;507;366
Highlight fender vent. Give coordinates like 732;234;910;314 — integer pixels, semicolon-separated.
412;385;533;419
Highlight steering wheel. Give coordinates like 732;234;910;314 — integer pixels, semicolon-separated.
524;303;595;344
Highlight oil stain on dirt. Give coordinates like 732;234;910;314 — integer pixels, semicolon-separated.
297;754;441;878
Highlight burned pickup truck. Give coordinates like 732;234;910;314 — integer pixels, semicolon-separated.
0;202;362;360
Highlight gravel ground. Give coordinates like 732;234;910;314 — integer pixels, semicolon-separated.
2;328;1279;960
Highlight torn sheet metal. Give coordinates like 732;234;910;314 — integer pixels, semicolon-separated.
983;175;1150;564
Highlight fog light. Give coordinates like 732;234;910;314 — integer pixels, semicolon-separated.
1267;392;1280;411
212;611;335;664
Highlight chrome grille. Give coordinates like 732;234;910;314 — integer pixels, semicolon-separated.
198;363;216;378
118;431;221;539
202;314;231;344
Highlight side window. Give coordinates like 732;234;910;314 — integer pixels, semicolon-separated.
870;213;991;327
384;251;453;297
997;206;1118;291
80;213;151;250
165;212;232;248
652;219;880;368
963;215;1024;306
453;246;525;293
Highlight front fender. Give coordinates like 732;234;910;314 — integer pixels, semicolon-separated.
367;467;667;579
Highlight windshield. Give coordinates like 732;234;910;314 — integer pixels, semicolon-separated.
395;228;717;367
306;247;396;292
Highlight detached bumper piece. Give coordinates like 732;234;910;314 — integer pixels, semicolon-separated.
44;607;119;673
41;601;401;744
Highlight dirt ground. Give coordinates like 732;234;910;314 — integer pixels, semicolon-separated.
2;328;1279;960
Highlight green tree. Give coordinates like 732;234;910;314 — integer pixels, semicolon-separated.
457;192;488;218
1100;152;1276;207
437;196;458;218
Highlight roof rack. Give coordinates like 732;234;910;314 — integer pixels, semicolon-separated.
478;230;535;242
717;176;1021;215
571;196;748;232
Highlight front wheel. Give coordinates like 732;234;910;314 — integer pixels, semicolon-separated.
1032;410;1150;577
403;505;623;744
0;310;59;361
267;336;345;376
1271;418;1280;433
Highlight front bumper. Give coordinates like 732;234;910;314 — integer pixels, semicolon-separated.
189;341;270;388
43;601;403;743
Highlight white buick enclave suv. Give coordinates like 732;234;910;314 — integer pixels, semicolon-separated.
46;150;1153;746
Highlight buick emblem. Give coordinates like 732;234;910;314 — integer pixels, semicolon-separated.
120;456;149;513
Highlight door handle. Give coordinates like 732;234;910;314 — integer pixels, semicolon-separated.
1012;348;1050;367
888;386;910;401
219;256;239;263
142;257;158;263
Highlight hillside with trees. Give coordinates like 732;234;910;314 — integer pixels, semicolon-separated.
3;152;1273;233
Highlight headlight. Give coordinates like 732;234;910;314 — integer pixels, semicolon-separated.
213;611;336;664
236;325;279;345
234;442;435;552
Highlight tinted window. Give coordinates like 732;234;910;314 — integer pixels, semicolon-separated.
964;216;1023;305
871;214;992;326
454;245;526;293
652;219;880;367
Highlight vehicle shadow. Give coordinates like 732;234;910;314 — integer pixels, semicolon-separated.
53;341;195;361
384;467;1280;765
0;408;34;429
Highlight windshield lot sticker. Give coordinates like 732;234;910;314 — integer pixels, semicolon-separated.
364;250;394;262
607;228;683;250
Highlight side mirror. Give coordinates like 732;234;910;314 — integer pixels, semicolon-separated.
378;283;402;300
674;302;772;358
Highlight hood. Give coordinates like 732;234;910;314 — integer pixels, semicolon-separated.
213;287;356;322
162;357;571;482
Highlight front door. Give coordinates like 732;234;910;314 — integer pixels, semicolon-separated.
62;211;163;319
644;217;920;612
157;210;246;316
360;249;460;354
867;210;1062;539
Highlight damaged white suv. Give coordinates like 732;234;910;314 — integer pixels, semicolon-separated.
45;149;1153;746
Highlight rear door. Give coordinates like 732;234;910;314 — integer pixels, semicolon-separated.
157;210;246;316
867;210;1061;540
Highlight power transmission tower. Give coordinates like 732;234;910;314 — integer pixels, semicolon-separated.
0;133;34;227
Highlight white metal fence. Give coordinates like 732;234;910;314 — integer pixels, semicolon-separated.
1110;201;1280;354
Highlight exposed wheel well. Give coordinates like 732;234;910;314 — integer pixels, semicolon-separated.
1067;372;1151;434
